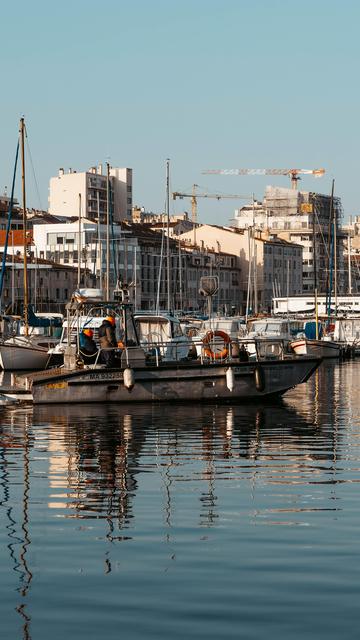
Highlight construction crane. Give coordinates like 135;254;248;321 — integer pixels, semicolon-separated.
202;168;325;190
172;184;249;228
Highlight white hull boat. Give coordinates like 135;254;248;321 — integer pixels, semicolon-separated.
0;336;51;371
290;338;341;359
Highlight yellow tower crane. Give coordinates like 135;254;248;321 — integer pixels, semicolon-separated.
172;184;249;244
202;168;325;190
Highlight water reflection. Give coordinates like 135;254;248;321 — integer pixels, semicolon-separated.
2;360;360;639
0;409;33;639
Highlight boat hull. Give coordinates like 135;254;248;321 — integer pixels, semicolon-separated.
26;357;321;404
0;342;50;371
291;339;341;359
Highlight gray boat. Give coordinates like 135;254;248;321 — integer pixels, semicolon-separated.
13;293;321;405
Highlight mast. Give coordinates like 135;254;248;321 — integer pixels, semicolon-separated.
348;232;352;294
20;118;29;336
327;179;335;324
166;159;171;311
77;193;81;289
334;192;338;315
106;162;110;299
97;191;102;291
313;196;319;339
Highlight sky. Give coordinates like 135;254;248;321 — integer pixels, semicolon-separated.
1;0;359;224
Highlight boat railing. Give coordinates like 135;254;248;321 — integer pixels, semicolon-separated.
78;336;290;369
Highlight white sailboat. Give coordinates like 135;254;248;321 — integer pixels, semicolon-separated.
0;119;58;371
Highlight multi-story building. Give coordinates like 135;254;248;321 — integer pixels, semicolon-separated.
178;224;303;314
0;194;23;230
234;186;346;295
32;217;140;303
0;253;80;313
49;165;132;223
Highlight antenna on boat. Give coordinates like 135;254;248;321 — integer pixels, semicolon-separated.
199;275;219;326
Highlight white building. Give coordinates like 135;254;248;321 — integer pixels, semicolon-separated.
32;218;140;304
49;165;132;223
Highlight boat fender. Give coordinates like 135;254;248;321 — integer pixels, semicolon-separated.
226;367;235;392
124;368;135;391
254;366;265;392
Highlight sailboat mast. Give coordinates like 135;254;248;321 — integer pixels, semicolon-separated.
20;118;29;335
166;159;171;311
313;196;319;339
106;162;110;299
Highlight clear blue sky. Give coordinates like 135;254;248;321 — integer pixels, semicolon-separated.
1;0;359;223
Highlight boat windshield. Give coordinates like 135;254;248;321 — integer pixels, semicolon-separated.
136;319;171;342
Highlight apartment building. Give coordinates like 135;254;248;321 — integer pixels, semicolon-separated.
0;254;79;313
234;185;346;295
178;224;303;313
49;165;132;223
32;217;140;302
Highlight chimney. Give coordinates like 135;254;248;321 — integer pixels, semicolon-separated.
59;168;64;176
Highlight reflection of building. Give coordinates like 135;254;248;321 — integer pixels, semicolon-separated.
43;406;146;534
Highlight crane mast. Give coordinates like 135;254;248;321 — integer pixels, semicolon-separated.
172;184;249;245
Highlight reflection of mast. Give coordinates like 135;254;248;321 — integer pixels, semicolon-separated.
0;412;33;639
200;417;218;527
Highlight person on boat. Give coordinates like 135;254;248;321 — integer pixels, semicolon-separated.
79;328;98;364
238;344;249;362
98;316;118;367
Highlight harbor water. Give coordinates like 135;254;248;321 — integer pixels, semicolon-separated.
1;360;360;639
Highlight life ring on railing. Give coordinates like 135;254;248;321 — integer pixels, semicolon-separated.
202;330;231;360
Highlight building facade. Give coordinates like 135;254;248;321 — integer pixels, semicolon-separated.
234;185;346;295
0;254;80;313
178;224;303;314
49;165;132;223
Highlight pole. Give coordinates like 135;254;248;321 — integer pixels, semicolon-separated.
334;195;338;315
20;118;29;336
134;245;137;309
106;162;110;300
254;242;258;314
348;233;352;294
77;193;81;289
313;197;319;339
192;183;197;246
245;227;252;322
178;237;183;310
97;191;102;291
166;159;171;311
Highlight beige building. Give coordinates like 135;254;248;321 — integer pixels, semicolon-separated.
49;165;132;223
178;224;303;313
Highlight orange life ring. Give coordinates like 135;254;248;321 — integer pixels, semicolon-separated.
202;330;231;360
